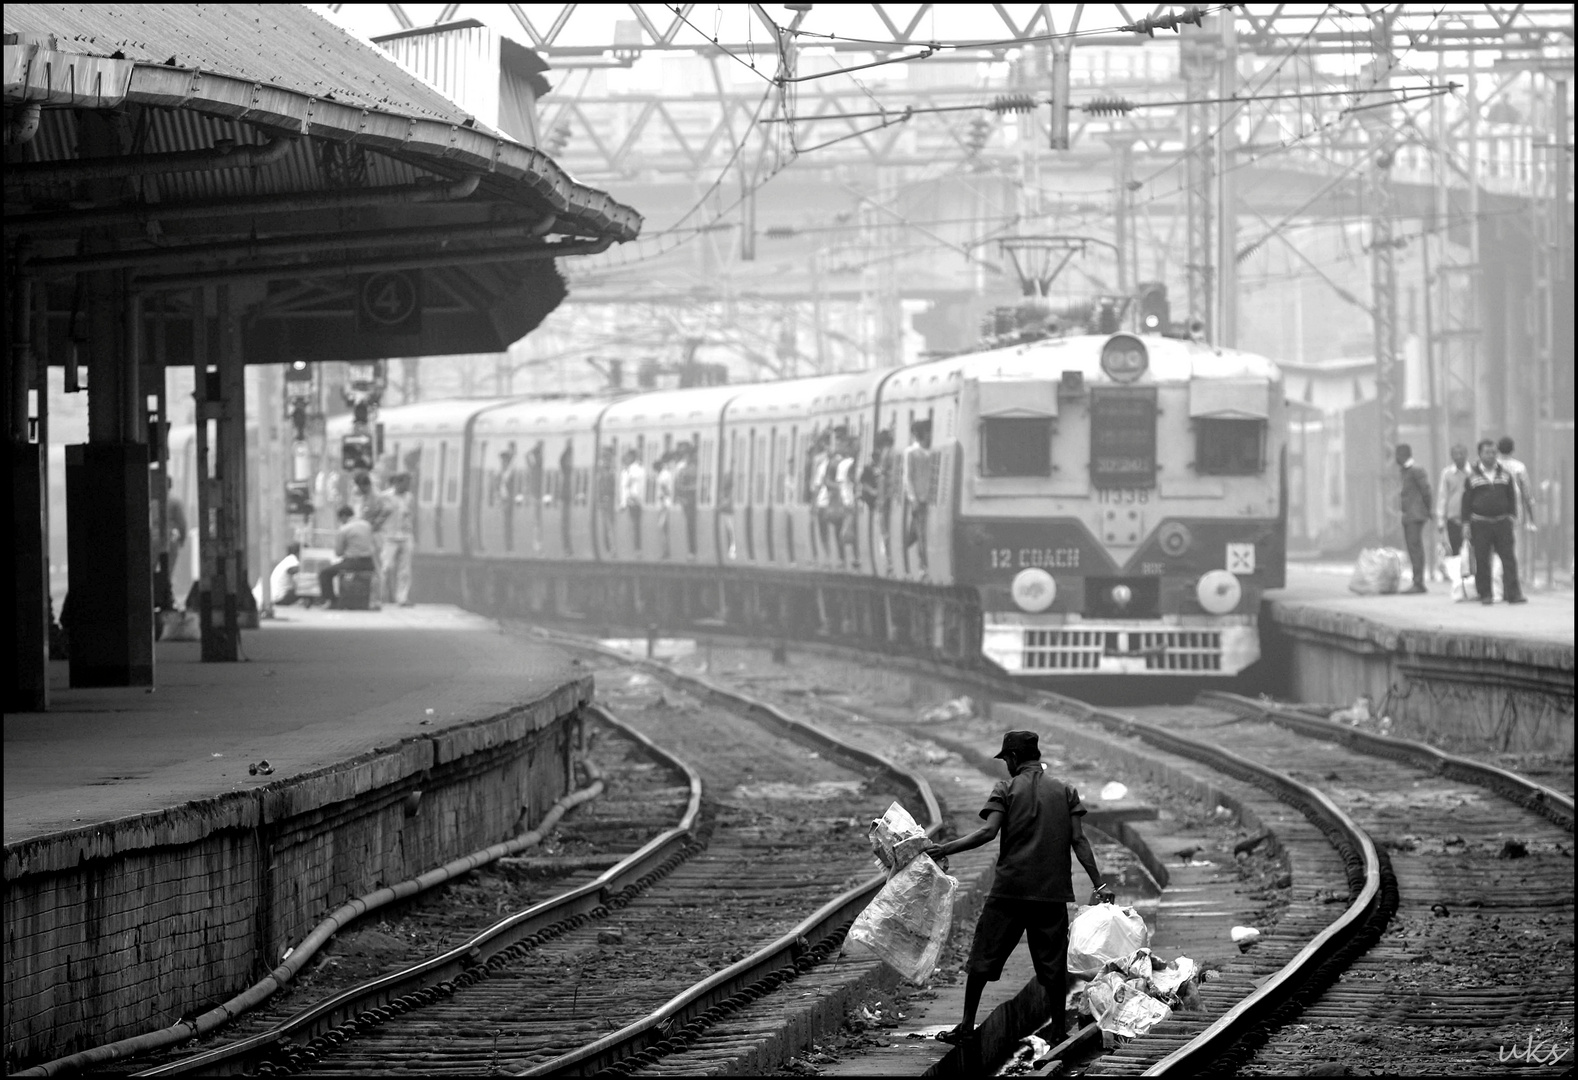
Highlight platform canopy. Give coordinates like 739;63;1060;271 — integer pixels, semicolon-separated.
3;3;644;362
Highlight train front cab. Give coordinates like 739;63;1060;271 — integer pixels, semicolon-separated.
951;334;1286;678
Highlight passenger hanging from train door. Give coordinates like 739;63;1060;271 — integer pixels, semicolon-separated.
526;440;545;554
620;448;646;555
655;449;675;560
806;429;828;563
718;451;738;560
497;441;519;552
864;428;897;576
834;429;860;570
811;431;836;565
595;445;618;556
903;418;935;578
672;441;699;561
558;439;576;556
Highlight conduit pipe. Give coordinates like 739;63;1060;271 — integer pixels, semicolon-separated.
28;212;560;277
3;173;483;231
129;234;613;291
18;755;609;1077
5;135;295;186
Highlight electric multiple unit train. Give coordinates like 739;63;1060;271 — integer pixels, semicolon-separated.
324;330;1286;678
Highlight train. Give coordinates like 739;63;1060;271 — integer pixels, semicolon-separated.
323;330;1287;680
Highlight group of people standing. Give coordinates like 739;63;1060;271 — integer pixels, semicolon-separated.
615;441;700;560
1395;435;1536;604
313;470;415;609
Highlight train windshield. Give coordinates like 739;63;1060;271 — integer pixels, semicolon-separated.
981;417;1052;477
1089;387;1157;488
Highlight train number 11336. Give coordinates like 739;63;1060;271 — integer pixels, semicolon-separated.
1097;488;1149;504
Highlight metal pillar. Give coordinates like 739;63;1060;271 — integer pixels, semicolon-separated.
1214;12;1239;348
1180;22;1217;335
194;285;241;661
1366;13;1400;469
1108;139;1136;293
7;265;49;710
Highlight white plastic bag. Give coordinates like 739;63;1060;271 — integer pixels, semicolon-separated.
1084;971;1172;1042
846;853;958;985
1348;547;1403;595
867;801;929;876
1067;904;1151;978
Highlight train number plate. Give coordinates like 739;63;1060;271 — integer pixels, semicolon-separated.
1096;488;1149;504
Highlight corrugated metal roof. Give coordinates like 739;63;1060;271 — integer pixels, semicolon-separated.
4;4;478;125
3;4;642;242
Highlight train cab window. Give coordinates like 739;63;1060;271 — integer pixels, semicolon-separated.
1195;418;1265;475
1089;387;1158;488
981;417;1052;477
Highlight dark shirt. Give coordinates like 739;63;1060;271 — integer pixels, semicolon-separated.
980;762;1088;903
1398;460;1432;523
1461;462;1518;521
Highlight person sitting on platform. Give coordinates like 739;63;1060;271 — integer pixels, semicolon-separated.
319;507;377;609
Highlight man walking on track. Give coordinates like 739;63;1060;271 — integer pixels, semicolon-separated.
925;730;1113;1047
1394;444;1433;593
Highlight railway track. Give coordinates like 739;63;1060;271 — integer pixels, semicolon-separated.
75;653;940;1078
630;635;1573;1076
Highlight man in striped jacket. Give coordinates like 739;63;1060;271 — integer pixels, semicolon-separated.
1461;439;1526;605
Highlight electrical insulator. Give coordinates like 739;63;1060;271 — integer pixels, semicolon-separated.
990;93;1036;114
965;116;992;153
1083;96;1137;117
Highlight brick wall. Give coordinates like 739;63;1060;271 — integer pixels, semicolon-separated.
3;677;589;1070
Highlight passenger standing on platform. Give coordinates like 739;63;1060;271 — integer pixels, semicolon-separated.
382;473;415;607
620;449;645;554
319;506;377;608
1436;443;1471;565
924;730;1113;1047
354;472;391;608
1462;439;1526;605
1394;444;1433;593
1497;436;1538;574
903;419;935;578
672;442;699;561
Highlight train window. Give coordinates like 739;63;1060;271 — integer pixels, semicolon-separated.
436;442;450;504
445;442;461;505
981;417;1052;477
771;428;785;506
421;444;436;503
752;429;767;505
1195;418;1265;475
1089;387;1157;488
699;437;714;506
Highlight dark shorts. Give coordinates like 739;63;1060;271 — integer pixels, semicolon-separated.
966;897;1069;983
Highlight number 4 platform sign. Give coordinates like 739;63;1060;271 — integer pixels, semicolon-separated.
357;271;422;335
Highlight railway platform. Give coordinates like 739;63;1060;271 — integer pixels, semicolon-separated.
1262;562;1574;755
4;606;591;1070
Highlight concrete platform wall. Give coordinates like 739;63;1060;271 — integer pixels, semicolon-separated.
3;677;590;1071
1263;604;1573;755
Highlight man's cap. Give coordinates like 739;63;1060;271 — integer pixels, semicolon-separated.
993;730;1039;760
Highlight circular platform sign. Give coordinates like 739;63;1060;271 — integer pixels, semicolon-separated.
1011;568;1057;613
1100;333;1149;382
358;271;422;334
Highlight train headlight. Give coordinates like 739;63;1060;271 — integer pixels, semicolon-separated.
1196;570;1242;614
1110;584;1133;609
1011;568;1057;613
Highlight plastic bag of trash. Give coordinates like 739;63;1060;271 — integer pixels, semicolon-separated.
1148;954;1199;998
1067;903;1151;977
1348;547;1403;595
847;853;958;985
915;696;975;724
1084;971;1172;1044
868;801;930;876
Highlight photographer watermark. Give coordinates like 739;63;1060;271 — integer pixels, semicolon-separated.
1498;1031;1571;1066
